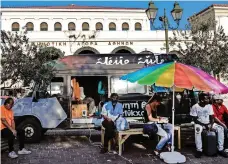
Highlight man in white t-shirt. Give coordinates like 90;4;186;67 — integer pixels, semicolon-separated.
190;93;228;158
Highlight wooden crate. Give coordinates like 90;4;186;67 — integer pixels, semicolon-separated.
71;104;88;118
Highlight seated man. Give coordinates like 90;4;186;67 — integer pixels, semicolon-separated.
144;94;172;156
1;98;31;159
190;93;227;158
212;95;228;152
100;93;123;154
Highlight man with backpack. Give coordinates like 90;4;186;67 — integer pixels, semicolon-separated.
190;93;228;158
212;95;228;152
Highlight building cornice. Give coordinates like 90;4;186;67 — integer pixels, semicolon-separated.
1;4;146;13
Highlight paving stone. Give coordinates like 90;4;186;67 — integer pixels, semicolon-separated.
2;132;228;164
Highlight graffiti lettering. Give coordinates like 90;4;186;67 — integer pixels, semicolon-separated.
96;56;129;65
123;102;139;109
96;55;166;66
138;56;164;65
123;110;144;117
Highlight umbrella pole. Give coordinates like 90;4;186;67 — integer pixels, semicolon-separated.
171;86;175;152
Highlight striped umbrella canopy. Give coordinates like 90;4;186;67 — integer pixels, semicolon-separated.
120;62;228;94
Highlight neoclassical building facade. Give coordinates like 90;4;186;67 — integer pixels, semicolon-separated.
1;4;228;55
1;4;175;55
1;3;228;89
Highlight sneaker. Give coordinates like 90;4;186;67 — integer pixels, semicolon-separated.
224;149;228;153
108;150;118;155
154;149;161;157
100;148;108;154
218;151;228;158
166;144;171;152
18;148;31;155
195;151;202;158
8;151;18;159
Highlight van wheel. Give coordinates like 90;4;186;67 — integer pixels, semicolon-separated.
17;118;42;143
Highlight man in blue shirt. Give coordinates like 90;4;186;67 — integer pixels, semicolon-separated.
100;93;123;153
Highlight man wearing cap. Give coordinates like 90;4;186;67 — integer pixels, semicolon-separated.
212;94;228;152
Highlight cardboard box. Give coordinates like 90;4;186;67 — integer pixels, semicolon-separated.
72;104;88;118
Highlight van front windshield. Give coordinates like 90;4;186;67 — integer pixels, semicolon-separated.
47;77;64;96
111;77;146;94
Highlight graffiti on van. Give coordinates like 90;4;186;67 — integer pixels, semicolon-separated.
121;100;147;117
96;55;164;66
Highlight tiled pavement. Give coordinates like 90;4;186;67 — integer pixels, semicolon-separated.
1;129;228;164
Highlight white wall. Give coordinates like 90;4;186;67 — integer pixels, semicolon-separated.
216;16;228;34
1;7;176;55
1;6;228;56
1;8;150;31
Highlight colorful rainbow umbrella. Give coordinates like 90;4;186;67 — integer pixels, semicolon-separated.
120;61;228;153
120;62;228;94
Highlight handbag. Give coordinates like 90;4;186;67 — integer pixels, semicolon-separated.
143;123;158;139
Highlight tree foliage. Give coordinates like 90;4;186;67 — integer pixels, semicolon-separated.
0;30;64;89
169;16;228;78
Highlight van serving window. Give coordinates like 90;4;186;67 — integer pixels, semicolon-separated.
47;77;64;96
111;77;146;94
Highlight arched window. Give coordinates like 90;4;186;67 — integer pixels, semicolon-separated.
54;22;62;31
12;22;20;31
26;22;34;31
82;22;89;31
135;22;142;31
122;22;129;31
96;22;103;31
68;22;75;31
109;22;116;31
40;22;48;31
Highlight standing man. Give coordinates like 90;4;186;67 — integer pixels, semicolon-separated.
100;93;123;154
212;95;228;152
190;93;227;158
1;97;31;158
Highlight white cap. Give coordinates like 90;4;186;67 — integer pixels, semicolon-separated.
213;94;223;100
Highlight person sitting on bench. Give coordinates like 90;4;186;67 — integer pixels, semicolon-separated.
144;94;173;156
212;94;228;153
190;93;227;158
100;93;123;154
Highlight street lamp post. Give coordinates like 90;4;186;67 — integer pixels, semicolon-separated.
145;2;186;163
146;1;183;54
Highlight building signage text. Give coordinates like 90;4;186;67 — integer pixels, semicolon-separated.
33;41;133;46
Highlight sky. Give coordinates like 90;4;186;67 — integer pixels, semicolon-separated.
1;1;228;29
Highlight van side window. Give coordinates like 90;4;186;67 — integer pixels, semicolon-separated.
111;77;146;94
47;77;64;96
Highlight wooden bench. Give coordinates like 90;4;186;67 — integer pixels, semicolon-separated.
101;126;181;155
1;138;8;152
